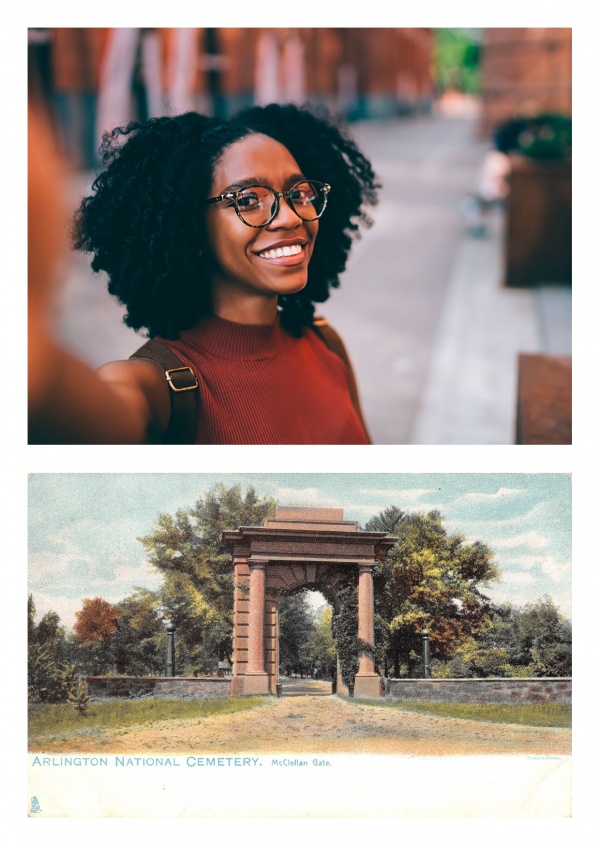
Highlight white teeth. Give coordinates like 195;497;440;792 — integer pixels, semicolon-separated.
259;244;303;259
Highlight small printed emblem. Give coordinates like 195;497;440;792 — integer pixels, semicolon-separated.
30;796;42;814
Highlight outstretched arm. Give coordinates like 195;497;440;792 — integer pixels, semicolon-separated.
29;312;170;444
28;103;171;445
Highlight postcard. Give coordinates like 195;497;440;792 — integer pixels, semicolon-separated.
28;473;571;817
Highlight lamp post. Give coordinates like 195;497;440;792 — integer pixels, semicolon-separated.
421;630;431;678
166;622;176;677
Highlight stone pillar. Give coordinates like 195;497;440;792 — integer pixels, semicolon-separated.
230;556;248;696
354;563;381;698
243;561;270;694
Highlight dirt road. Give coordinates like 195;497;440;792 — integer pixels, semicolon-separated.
31;693;571;756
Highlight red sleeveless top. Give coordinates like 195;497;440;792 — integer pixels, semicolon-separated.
156;314;369;445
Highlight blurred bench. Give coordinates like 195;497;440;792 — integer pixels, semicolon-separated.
516;354;572;444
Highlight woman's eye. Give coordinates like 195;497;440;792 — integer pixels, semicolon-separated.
292;186;316;204
237;192;261;208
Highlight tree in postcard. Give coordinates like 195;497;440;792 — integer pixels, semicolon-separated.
138;484;276;672
368;509;499;677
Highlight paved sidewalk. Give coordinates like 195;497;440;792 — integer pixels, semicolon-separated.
411;212;571;444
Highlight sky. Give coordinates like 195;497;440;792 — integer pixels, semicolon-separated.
28;473;571;629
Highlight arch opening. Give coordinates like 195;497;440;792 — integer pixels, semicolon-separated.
278;587;335;697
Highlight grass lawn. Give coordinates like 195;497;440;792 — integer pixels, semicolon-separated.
29;697;267;745
353;699;571;728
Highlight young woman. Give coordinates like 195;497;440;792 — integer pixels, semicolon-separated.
67;104;378;444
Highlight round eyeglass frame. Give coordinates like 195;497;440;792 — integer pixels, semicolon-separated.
206;180;331;228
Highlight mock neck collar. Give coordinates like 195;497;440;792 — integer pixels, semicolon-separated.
177;313;286;361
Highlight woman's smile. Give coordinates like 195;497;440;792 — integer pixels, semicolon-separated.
255;238;309;264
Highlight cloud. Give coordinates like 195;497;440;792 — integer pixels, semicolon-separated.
29;544;93;580
502;554;547;569
499;572;536;586
110;561;162;590
486;583;572;618
457;488;525;503
359;488;438;504
30;593;87;631
540;558;572;582
487;531;549;550
551;587;573;619
499;554;570;583
447;501;554;536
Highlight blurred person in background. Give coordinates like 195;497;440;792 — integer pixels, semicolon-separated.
31;104;379;444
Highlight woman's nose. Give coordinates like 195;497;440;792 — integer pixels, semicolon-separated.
268;195;301;228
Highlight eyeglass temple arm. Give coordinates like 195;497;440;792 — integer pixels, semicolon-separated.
206;192;235;205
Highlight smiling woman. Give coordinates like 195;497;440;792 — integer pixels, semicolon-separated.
30;104;378;445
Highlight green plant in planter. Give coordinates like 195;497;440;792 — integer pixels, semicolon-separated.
517;114;572;160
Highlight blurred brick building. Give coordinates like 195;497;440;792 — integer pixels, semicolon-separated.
214;28;434;118
479;28;572;138
29;27;434;168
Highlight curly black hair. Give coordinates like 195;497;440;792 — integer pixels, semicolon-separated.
73;103;379;339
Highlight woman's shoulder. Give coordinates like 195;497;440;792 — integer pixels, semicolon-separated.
311;316;351;364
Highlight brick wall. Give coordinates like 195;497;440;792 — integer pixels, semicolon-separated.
87;676;231;699
479;28;572;137
387;678;571;705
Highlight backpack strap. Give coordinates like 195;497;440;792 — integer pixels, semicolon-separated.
130;340;199;445
312;317;372;443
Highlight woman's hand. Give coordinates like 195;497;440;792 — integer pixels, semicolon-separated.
29;326;171;444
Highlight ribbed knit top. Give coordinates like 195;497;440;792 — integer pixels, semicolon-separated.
156;314;369;445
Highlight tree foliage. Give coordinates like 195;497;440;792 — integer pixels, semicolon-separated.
138;484;276;673
434;28;481;94
368;509;499;678
278;595;337;679
74;597;119;643
113;589;165;675
72;597;120;674
331;572;360;686
307;605;336;679
28;594;77;703
278;591;315;673
439;597;572;678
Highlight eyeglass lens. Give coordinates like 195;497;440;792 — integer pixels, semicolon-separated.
236;181;326;225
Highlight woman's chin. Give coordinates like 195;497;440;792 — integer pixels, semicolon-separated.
269;267;309;296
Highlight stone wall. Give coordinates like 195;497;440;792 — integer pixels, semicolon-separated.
386;678;571;705
86;676;231;700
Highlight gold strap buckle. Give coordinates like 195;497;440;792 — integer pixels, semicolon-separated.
165;366;198;392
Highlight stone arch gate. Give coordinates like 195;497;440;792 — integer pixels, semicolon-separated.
223;507;396;698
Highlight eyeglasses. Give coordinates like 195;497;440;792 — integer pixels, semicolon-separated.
207;180;331;228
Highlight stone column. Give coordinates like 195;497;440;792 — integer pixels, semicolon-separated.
230;555;248;697
354;563;381;698
243;561;270;695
